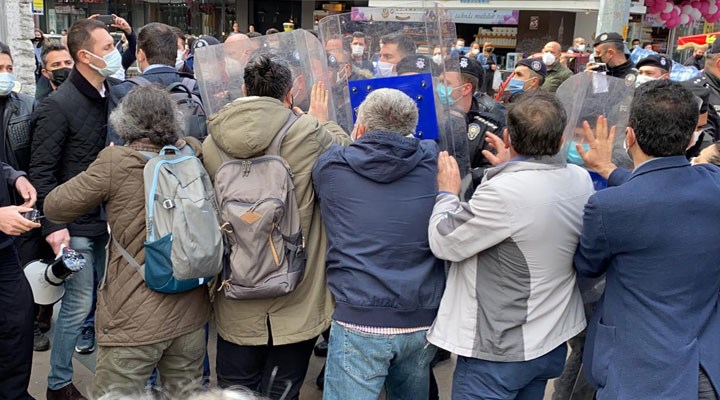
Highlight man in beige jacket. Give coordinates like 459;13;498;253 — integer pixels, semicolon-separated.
203;55;350;400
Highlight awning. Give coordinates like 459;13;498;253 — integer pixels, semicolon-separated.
677;32;719;50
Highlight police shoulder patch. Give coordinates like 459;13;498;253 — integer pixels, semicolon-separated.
468;123;481;141
625;74;636;86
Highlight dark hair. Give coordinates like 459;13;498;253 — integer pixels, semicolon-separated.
506;91;567;157
607;41;625;53
352;31;365;39
266;28;279;35
642;42;652;49
109;85;181;146
247;32;262;38
0;41;12;63
381;32;417;59
67;19;108;62
244;55;292;100
630;80;698;157
171;26;185;46
138;23;177;66
631;38;640;44
41;41;68;67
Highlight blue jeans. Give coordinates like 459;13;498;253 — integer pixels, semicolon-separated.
452;344;568;400
48;234;107;390
323;321;437;400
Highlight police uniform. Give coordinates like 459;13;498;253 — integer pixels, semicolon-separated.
635;54;671;75
594;32;638;82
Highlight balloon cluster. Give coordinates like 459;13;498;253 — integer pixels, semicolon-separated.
645;0;720;28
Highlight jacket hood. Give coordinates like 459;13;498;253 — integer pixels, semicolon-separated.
208;96;292;158
343;131;430;183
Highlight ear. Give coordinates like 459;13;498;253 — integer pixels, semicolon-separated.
355;123;367;140
461;82;473;96
502;128;511;148
241;83;247;97
41;68;51;80
626;126;636;147
135;48;145;63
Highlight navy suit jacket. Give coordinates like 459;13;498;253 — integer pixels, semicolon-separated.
575;156;720;399
106;66;200;145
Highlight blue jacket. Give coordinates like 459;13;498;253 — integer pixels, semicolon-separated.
107;65;200;145
312;131;445;328
574;156;720;399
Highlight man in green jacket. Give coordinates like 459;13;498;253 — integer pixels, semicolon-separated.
541;41;573;93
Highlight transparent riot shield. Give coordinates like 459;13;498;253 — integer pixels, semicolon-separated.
193;30;335;120
318;4;468;172
556;72;635;190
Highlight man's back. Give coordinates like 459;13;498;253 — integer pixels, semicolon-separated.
428;156;593;361
576;157;720;399
313;132;444;328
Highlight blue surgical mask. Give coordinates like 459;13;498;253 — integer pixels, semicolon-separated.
508;78;526;95
85;49;122;78
436;83;462;106
0;72;14;96
567;140;589;165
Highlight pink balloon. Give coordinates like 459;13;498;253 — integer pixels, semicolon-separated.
646;0;655;6
701;2;710;14
661;11;672;19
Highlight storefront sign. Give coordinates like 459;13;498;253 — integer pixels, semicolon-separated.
351;7;518;25
32;0;44;15
450;10;519;24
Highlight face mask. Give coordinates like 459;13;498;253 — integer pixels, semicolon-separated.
432;54;443;65
634;74;657;88
0;73;14;96
49;67;71;87
542;52;556;66
567;141;589;165
486;47;494;53
85;49;122;78
436;83;462;106
633;45;640;49
32;37;41;43
688;130;703;149
175;50;185;70
352;45;364;57
375;60;396;77
508;78;527;95
471;49;480;56
577;44;586;52
456;45;464;51
696;54;705;60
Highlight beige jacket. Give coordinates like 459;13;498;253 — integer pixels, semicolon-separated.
44;138;211;346
203;96;351;346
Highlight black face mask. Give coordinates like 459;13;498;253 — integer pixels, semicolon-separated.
32;37;41;43
50;67;71;87
696;54;705;60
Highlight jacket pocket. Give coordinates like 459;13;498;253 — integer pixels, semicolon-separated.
590;319;616;389
7;115;31;151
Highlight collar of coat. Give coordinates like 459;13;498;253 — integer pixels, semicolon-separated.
484;152;568;181
68;67;117;100
126;138;188;153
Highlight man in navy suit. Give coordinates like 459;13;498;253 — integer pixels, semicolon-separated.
573;79;720;400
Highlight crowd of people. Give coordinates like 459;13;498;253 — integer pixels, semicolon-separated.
1;13;720;400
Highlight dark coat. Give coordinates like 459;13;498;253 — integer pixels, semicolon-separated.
313;131;445;328
575;156;720;399
29;68;118;238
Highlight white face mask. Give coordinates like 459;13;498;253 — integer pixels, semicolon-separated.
634;74;657;88
432;54;442;65
542;52;556;66
175;50;185;70
352;45;364;57
471;48;480;56
688;130;703;149
375;60;396;77
86;49;122;78
577;44;586;52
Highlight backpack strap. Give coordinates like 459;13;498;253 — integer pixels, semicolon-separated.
266;112;300;156
111;235;145;280
181;77;196;92
128;76;153;87
166;82;193;98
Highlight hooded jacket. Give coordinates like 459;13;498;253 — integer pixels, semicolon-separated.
202;96;351;346
313;131;445;328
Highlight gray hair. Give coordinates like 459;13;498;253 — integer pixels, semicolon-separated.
356;88;418;137
109;84;182;146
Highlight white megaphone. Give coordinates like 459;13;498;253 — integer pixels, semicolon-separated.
24;246;86;305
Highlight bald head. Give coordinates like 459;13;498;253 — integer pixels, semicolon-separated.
225;33;249;44
543;41;561;56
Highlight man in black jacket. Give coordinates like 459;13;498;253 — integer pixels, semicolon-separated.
107;22;202;145
587;32;637;81
30;18;120;400
0;41;41;400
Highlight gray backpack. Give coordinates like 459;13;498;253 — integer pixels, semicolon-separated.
113;145;224;294
215;113;306;300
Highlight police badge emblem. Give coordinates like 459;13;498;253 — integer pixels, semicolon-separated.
625;74;636;87
468;123;481;141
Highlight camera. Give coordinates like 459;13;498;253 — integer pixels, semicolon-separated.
97;15;116;26
594;63;608;73
22;209;43;222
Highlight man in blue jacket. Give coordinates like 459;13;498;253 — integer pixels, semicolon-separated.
573;79;720;399
313;88;445;399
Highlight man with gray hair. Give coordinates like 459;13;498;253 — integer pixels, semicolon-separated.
313;88;445;399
